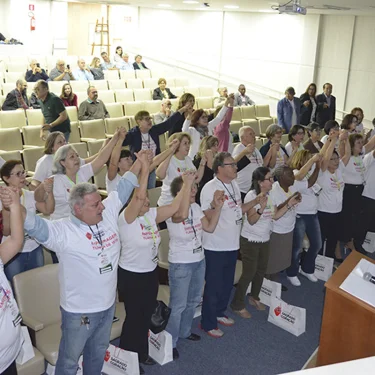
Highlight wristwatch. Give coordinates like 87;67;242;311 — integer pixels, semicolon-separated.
257;209;263;215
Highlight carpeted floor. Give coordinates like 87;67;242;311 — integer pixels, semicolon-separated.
113;272;326;375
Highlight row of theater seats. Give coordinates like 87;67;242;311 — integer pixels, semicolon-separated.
0;76;192;93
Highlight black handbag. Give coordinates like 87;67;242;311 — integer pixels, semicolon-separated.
150;300;171;334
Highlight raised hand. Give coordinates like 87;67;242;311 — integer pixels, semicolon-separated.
213;189;225;208
339;130;349;141
43;177;54;194
134;150;150;168
312;153;322;163
118;126;127;140
225;93;235;107
303;100;310;107
205;149;214;163
0;186;20;209
179;103;193;114
245;143;255;155
182;170;196;186
169;138;180;153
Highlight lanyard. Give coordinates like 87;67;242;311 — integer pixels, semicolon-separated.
251;151;261;166
88;224;104;251
143;215;157;247
174;156;187;172
141;133;151;149
219;179;237;206
354;156;365;182
189;207;197;239
66;173;79;186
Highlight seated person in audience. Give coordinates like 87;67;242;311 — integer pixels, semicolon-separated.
321;120;340;148
154;99;174;124
34;80;71;142
213;87;228;108
303;122;324;154
122;105;192;188
78;86;110;121
49;59;74;81
234;84;255;107
113;45;123;62
153;78;177;101
116;53;134;70
60;83;78;108
0;187;24;375
25;59;49;82
1;79;30;111
23;151;140;375
285;125;306;156
73;59;94;81
133;54;148;70
0;160;54;281
90;57;104;80
101;51;118;70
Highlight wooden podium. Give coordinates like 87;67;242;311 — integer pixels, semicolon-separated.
317;251;375;366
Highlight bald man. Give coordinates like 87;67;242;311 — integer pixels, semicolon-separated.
49;60;74;81
1;79;30;111
73;59;94;81
25;59;49;82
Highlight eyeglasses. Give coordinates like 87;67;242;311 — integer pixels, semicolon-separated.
10;170;27;177
296;131;305;135
223;162;237;168
264;177;274;182
91;91;98;94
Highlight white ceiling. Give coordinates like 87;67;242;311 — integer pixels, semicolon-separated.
58;0;375;15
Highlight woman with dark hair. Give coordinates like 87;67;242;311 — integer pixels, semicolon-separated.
299;83;317;125
341;114;358;133
285;125;306;156
303;122;323;154
60;83;78;108
338;132;375;254
321;120;340;147
113;46;123;62
230;167;301;316
182;94;234;158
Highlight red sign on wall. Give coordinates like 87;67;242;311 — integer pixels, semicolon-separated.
29;4;34;11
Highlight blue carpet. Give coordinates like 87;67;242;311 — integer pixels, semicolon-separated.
114;272;325;375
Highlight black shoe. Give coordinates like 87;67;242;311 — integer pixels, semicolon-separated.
186;333;201;341
141;356;156;366
282;284;288;292
139;365;145;374
173;348;179;360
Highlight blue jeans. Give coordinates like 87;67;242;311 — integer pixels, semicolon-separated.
147;169;156;189
201;250;238;331
55;303;115;375
287;214;322;277
5;245;44;282
166;259;205;348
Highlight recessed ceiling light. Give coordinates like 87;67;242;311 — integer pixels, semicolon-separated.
224;5;239;9
183;0;199;3
158;3;171;7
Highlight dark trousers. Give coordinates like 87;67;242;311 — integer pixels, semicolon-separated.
240;192;247;203
354;196;375;253
118;267;158;362
231;237;270;311
1;361;17;375
201;249;238;331
318;211;341;258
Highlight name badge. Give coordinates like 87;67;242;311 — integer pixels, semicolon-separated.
152;255;159;264
2;287;22;327
234;206;242;225
193;246;203;254
99;252;113;274
311;183;322;196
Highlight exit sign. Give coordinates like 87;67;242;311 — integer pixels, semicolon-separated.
29;4;34;11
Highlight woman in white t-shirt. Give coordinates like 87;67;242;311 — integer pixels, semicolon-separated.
230;167;300;315
156;132;204;208
286;150;322;286
117;155;195;371
182;94;234;159
1;160;54;281
338;133;375;253
0;187;25;375
317;133;350;259
31;131;97;189
166;174;224;357
285;125;306;157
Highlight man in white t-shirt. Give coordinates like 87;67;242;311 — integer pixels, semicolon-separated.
200;152;259;338
232;126;263;201
22;164;140;375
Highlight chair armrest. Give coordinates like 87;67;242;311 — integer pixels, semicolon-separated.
98;189;108;197
80;137;97;142
27;171;35;177
105;133;114;138
23;145;41;149
22;314;44;331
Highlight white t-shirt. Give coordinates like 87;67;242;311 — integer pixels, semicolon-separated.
158;156;196;206
200;177;242;251
36;192;123;313
270;180;307;234
241;190;274;243
106;173;121;194
317;162;345;213
0;190;39;253
0;259;22;373
342;154;366;185
293;167;318;215
0;157;5;169
355;123;364;134
33;154;85;183
141;132;157;157
285;142;304;157
321;135;339;149
51;163;94;220
232;144;263;194
362;152;375;200
167;203;205;263
118;208;161;272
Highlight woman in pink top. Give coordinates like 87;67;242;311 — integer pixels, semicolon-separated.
60;83;78;108
213;106;233;152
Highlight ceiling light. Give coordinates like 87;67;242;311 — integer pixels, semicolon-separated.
158;3;171;7
183;1;199;3
224;5;239;9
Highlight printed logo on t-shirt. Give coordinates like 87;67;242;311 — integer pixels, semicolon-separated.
182;218;202;235
0;287;10;311
90;232;119;251
353;161;364;173
86;232;92;240
329;178;342;190
140;223;160;241
177;167;189;173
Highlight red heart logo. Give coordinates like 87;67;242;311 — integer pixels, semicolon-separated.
104;350;110;362
177;168;181;173
225;195;228;200
274;306;281;316
86;233;92;240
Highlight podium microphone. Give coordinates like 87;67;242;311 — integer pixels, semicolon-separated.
363;272;375;285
